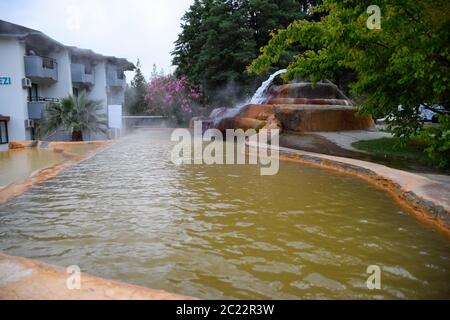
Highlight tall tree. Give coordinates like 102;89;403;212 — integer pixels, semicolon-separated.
249;0;449;130
124;59;148;115
172;0;321;107
248;0;450;166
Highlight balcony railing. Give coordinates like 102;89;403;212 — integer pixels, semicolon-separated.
28;97;59;103
24;55;58;82
106;67;126;89
71;63;95;85
27;97;59;119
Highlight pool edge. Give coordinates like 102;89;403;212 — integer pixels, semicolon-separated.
0;253;196;300
0;140;115;205
249;141;450;238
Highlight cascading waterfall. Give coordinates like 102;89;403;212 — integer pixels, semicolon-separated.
249;69;287;104
212;69;287;124
203;69;374;133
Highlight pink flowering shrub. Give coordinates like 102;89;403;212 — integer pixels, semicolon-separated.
144;75;204;124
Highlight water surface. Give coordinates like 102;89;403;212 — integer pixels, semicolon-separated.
60;144;101;156
0;130;449;299
0;148;65;187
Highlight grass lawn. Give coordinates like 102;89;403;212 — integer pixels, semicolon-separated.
352;137;434;168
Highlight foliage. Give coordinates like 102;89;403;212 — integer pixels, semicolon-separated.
420;115;450;168
124;59;147;115
249;0;450;126
172;0;321;107
144;74;204;125
41;92;108;141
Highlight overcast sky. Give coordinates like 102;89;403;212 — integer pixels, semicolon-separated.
0;0;193;81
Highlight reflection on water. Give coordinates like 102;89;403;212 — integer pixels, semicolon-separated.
0;148;65;187
60;144;101;155
0;129;449;299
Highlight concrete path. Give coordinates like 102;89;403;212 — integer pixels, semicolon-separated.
313;130;450;186
313;130;392;152
280;132;367;159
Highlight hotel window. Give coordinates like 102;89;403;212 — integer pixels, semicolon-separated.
0;120;8;144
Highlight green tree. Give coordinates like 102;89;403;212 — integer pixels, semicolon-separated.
42;92;108;141
420;114;450;168
172;0;320;107
124;59;148;115
246;0;322;50
249;0;450;136
173;0;255;106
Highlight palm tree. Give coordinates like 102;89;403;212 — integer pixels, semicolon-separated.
41;92;108;141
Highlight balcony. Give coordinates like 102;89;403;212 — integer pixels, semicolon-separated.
27;97;59;119
24;55;58;83
71;63;95;85
106;67;126;89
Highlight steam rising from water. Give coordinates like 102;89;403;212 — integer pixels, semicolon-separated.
1;130;449;299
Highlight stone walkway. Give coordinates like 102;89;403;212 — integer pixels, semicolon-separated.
313;130;393;152
312;131;450;186
280;132;367;158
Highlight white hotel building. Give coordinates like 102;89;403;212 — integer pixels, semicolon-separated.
0;20;134;151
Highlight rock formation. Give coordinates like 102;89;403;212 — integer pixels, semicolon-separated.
199;80;374;134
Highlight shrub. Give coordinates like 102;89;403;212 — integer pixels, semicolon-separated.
420;115;450;168
144;75;204;125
